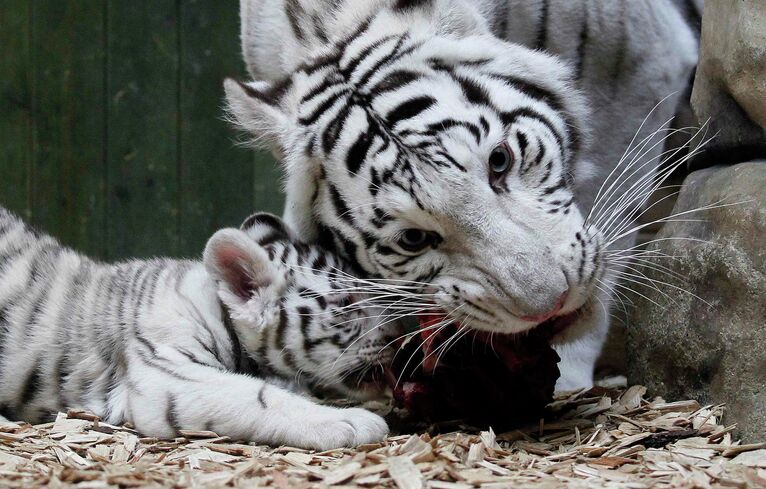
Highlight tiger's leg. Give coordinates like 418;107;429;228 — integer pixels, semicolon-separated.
124;359;388;450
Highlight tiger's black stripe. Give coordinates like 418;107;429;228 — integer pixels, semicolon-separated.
386;96;436;127
393;0;432;11
535;0;550;50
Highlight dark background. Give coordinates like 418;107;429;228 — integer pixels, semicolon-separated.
0;0;283;260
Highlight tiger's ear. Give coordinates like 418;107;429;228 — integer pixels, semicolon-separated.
240;0;264;80
224;78;294;151
203;228;287;329
240;0;301;80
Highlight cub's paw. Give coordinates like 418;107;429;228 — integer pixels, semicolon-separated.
343;407;389;446
300;407;388;450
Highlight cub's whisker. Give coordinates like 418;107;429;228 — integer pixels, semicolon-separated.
393;303;465;388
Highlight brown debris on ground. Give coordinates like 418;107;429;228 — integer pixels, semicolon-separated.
1;385;765;488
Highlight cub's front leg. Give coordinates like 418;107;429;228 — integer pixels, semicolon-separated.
125;360;388;450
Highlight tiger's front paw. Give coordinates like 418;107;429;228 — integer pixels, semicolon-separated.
300;407;388;450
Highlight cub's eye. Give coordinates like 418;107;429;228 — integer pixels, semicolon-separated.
397;229;441;253
489;142;513;175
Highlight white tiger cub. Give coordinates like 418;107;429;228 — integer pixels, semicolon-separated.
0;207;394;449
225;0;700;391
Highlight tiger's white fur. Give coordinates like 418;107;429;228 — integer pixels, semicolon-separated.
226;0;700;391
0;208;394;449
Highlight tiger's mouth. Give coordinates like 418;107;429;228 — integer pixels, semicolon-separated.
343;308;581;413
412;308;578;373
418;306;583;357
383;310;563;426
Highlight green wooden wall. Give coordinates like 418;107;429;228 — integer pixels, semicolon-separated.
0;0;283;260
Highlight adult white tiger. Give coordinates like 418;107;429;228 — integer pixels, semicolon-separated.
225;0;701;391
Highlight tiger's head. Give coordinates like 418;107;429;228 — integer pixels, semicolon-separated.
204;213;404;400
225;3;606;338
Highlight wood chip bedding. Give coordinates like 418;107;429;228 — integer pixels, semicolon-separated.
1;382;764;488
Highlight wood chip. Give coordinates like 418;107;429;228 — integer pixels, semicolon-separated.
177;430;219;439
588;456;637;468
649;400;701;413
722;443;766;458
388;456;423;489
0;383;760;488
427;482;472;489
323;462;362;485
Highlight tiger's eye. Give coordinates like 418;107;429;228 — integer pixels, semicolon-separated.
488;142;514;190
489;144;513;174
397;229;440;253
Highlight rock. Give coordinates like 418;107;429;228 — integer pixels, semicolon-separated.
690;0;766;167
626;163;766;443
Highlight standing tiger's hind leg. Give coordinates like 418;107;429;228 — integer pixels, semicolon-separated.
125;359;388;450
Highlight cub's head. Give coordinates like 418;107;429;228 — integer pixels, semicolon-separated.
225;5;606;336
204;213;403;400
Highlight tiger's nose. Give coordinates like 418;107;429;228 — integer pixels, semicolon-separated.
518;291;568;323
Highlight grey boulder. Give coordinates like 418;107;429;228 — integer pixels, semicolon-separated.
691;0;766;163
626;162;766;443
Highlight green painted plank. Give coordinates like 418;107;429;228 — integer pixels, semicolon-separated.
0;1;31;219
3;1;284;259
106;0;180;259
28;1;107;257
178;0;258;257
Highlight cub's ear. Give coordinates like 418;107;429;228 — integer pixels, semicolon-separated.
223;78;294;151
203;229;286;328
240;212;299;245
